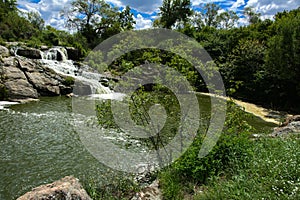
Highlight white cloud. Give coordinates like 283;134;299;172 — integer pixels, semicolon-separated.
191;0;230;6
230;0;245;10
18;0;72;30
246;0;300;20
17;0;300;31
134;14;153;29
107;0;162;14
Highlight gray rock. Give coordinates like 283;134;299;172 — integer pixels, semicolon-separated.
271;119;300;137
280;115;300;127
0;56;75;100
0;45;10;57
17;176;92;200
1;57;38;99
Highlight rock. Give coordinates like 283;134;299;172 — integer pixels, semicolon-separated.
73;81;92;96
16;47;43;59
17;176;92;200
66;47;80;61
131;180;162;200
271;119;300;137
1;57;38;100
280;115;300;127
0;45;10;57
0;56;76;100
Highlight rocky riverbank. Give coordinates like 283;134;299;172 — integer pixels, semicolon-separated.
0;44;115;103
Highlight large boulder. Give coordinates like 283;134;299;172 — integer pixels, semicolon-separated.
0;56;75;101
16;47;43;59
1;57;38;100
17;176;92;200
0;45;10;57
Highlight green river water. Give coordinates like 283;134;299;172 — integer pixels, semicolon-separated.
0;95;275;199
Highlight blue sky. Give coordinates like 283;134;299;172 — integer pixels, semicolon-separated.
17;0;300;30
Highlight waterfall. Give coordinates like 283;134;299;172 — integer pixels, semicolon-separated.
42;47;68;61
11;45;114;96
39;47;113;96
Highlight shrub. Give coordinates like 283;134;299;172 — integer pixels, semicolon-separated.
63;76;75;86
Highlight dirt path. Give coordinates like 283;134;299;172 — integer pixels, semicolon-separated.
232;99;286;125
199;93;288;125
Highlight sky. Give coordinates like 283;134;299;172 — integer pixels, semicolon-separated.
17;0;300;30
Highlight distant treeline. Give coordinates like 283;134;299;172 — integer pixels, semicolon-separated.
1;0;299;112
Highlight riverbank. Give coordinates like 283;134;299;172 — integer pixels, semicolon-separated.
199;92;288;125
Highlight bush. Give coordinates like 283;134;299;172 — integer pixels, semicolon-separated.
159;101;255;198
63;76;75;86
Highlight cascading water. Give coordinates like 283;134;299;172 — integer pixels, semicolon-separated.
40;47;113;96
42;47;68;61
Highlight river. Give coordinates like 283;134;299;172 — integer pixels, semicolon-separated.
0;95;276;199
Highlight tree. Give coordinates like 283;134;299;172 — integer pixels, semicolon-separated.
0;0;17;21
27;11;45;31
192;3;238;29
218;10;239;29
243;7;261;24
62;0;135;47
156;0;192;29
203;3;221;28
264;9;300;110
220;39;266;98
119;6;135;31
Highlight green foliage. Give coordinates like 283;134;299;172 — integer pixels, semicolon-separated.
264;8;300;111
159;101;254;198
63;76;75;86
26;37;42;48
196;137;300;200
86;51;107;73
26;11;45;31
156;0;192;29
62;0;136;48
83;171;139;200
96;100;119;129
220;39;266;99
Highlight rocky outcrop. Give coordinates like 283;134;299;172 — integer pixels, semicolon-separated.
0;56;74;101
0;45;10;57
16;47;43;59
17;176;92;200
1;57;38;100
271;115;300;137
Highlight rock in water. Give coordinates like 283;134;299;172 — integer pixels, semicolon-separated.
17;176;92;200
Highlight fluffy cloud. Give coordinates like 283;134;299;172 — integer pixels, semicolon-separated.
134;14;153;29
107;0;162;14
17;0;300;31
18;0;72;30
246;0;300;19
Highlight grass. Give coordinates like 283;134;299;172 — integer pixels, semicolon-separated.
158;102;300;200
196;136;300;200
